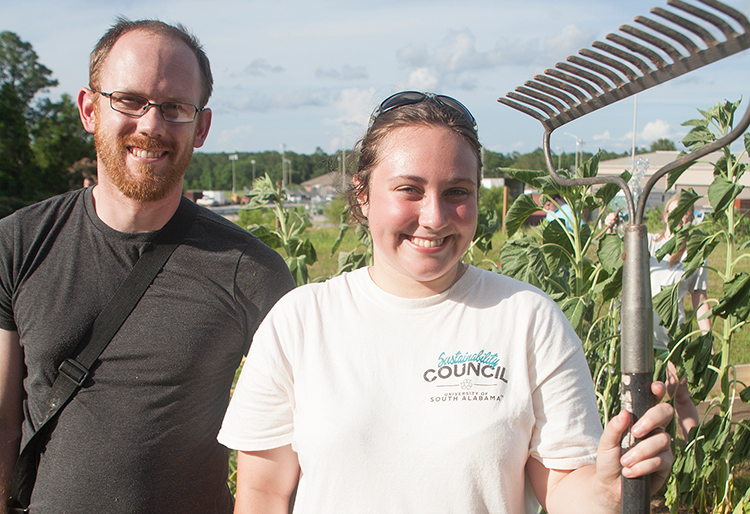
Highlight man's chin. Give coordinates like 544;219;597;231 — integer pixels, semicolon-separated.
114;173;182;203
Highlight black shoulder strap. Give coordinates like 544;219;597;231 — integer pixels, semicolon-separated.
10;198;199;510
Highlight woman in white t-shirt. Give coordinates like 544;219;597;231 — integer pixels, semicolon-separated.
649;195;712;438
219;91;674;514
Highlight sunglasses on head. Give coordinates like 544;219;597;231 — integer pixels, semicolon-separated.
368;91;477;129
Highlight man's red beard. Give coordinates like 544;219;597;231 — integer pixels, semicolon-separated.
94;129;194;203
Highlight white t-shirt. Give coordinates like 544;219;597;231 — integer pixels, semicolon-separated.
649;234;709;351
219;266;602;514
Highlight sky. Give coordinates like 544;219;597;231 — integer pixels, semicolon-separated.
4;0;750;157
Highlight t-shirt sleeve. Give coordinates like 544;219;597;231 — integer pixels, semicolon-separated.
0;217;17;331
218;301;296;451
525;296;602;470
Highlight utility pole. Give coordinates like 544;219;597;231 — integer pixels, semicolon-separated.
229;153;238;195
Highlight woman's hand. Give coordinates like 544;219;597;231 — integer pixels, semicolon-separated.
596;381;674;497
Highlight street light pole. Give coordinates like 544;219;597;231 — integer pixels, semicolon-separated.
229;153;238;195
251;159;256;185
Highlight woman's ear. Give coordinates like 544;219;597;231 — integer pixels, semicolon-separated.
354;175;369;219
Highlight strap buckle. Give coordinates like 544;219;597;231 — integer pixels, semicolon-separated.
58;358;89;386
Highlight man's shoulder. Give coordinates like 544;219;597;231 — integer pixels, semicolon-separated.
0;190;86;239
2;190;85;223
187;203;293;282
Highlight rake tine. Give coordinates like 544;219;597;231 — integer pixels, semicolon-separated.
533;74;590;103
497;97;549;123
499;0;750;134
592;40;654;74
524;80;580;108
506;91;558;117
634;15;701;54
545;68;601;97
569;55;626;86
580;48;641;81
651;7;718;45
556;62;612;92
620;24;686;62
607;33;669;68
669;0;738;39
515;85;569;113
699;0;750;31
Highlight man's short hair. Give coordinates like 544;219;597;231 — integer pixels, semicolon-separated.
89;17;213;108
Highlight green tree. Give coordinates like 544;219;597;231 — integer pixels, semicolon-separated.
0;82;33;198
0;31;57;107
0;31;93;210
31;93;95;194
649;138;677;152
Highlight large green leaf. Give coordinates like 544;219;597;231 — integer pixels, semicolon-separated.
596;170;632;206
472;207;500;253
667;188;699;233
666;157;695;191
597;265;623;302
285;255;310;286
246;224;282;249
681;126;715;151
579;152;600;179
597;233;624;273
711;272;750;321
542;220;574;271
497;239;549;292
504;193;542;238
559;296;593;334
497;168;548;189
653;282;681;334
683;229;719;276
708;176;744;216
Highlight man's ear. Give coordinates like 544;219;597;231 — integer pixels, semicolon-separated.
193;108;212;148
77;88;97;134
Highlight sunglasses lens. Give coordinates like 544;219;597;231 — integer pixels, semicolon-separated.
436;95;476;125
378;91;426;114
370;91;476;129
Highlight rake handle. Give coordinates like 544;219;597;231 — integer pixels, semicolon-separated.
621;225;655;514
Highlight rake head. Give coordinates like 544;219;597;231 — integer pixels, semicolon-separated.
498;0;750;133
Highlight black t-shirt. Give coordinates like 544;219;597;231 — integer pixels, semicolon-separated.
0;188;295;513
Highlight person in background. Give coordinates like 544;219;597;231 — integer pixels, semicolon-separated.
544;193;576;231
649;195;712;438
0;18;294;514
218;91;673;514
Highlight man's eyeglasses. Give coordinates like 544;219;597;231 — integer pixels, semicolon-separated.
369;91;476;129
93;90;202;123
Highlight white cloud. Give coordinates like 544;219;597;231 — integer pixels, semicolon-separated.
593;130;612;141
315;64;368;81
225;90;328;113
396;28;539;91
242;59;285;77
544;24;594;61
216;124;255;152
639;119;673;142
321;87;377;150
406;67;440;91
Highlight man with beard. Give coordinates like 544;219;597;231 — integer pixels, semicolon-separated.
0;18;295;514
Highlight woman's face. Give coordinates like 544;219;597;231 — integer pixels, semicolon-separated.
361;124;479;298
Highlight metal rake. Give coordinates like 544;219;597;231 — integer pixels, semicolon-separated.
498;1;750;512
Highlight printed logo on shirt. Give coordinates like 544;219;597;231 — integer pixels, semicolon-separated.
423;350;508;403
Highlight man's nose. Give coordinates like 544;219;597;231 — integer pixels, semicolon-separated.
136;104;167;137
